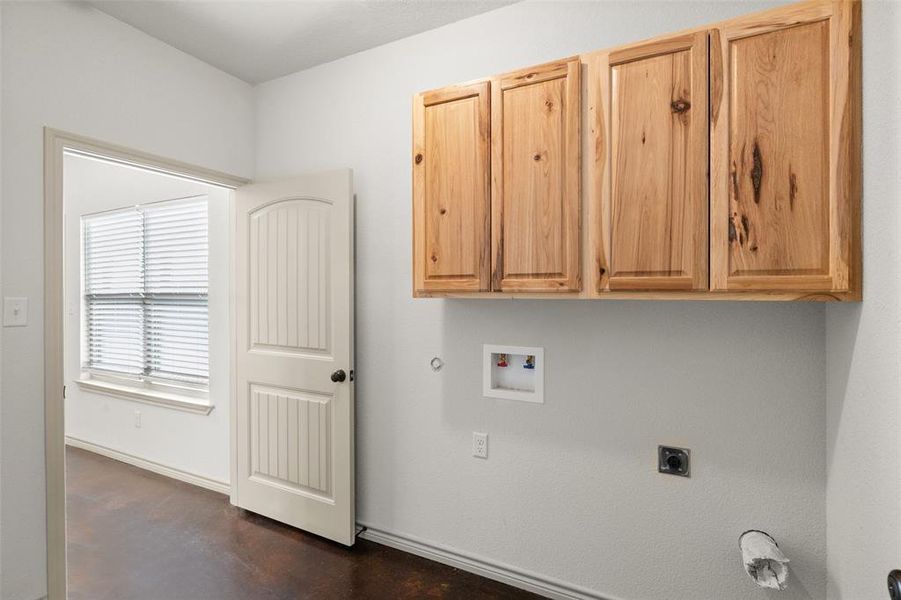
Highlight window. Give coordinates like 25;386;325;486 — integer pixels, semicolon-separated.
81;196;209;396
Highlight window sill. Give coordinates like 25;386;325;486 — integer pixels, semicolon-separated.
75;378;214;415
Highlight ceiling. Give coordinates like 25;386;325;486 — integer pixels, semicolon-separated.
88;0;517;84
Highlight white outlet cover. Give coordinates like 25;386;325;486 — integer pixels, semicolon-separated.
3;297;28;327
472;432;488;458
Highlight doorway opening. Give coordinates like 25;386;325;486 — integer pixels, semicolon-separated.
64;152;236;597
45;129;357;600
44;129;247;599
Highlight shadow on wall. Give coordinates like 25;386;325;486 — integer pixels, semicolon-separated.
825;0;898;474
824;3;900;599
825;302;864;472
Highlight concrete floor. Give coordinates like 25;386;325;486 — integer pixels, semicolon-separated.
65;446;540;600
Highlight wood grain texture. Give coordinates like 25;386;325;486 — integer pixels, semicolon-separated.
416;290;856;302
412;0;861;302
603;30;708;291
413;82;490;295
831;0;862;298
585;52;610;294
730;21;829;279
844;0;863;299
710;0;860;293
491;58;581;292
608;32;700;65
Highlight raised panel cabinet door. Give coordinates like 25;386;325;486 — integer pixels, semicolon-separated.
412;82;491;295
710;0;861;293
591;31;709;292
491;58;581;293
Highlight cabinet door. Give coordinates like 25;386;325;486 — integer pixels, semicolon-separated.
491;59;581;293
591;32;709;292
412;82;490;295
710;1;861;292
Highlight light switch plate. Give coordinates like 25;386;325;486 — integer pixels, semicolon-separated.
3;297;28;327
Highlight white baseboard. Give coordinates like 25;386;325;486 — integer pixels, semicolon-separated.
65;436;230;495
357;523;617;600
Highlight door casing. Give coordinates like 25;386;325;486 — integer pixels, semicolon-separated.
43;128;249;600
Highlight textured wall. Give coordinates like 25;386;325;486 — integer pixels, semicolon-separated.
255;2;828;599
825;2;901;599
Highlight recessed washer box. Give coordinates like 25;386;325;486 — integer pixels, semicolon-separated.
482;345;544;404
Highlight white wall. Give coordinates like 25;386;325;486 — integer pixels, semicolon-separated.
255;3;828;600
0;3;254;598
0;5;4;591
63;154;231;486
825;3;901;599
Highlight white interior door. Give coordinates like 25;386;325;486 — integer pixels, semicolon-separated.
234;170;354;545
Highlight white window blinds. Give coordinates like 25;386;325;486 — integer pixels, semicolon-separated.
83;196;209;388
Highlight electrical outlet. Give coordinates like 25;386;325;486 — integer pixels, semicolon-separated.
472;432;488;459
658;445;690;477
134;410;142;429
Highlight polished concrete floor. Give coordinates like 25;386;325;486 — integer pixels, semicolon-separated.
66;446;540;600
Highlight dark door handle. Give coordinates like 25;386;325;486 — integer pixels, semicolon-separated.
331;369;347;383
888;570;901;600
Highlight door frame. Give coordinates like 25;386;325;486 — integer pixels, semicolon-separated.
43;127;250;600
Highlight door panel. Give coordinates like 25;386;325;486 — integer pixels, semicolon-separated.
492;58;581;292
729;22;829;281
413;83;490;294
710;1;859;292
501;79;566;279
235;171;354;545
249;200;330;353
249;384;330;495
601;32;708;291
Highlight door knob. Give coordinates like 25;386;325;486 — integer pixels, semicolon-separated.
888;570;901;600
330;369;347;383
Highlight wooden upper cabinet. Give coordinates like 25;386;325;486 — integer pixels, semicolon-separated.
412;82;491;295
411;0;860;301
590;31;709;293
491;58;581;293
710;1;861;294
